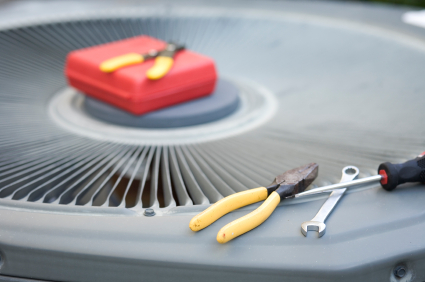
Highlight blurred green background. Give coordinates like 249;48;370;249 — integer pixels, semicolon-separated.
358;0;425;7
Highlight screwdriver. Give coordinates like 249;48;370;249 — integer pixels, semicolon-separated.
289;152;425;198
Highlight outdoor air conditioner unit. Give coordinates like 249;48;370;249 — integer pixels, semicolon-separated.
0;1;424;281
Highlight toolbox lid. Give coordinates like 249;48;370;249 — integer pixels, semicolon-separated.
65;36;217;115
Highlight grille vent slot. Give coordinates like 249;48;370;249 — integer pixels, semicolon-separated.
420;171;425;182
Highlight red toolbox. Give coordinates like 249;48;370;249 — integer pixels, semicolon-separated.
65;36;217;115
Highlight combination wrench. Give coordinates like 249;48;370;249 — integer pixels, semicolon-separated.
301;166;359;237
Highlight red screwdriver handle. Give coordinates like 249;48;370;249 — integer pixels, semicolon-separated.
378;153;425;191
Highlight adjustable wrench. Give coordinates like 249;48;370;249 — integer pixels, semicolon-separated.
301;166;359;237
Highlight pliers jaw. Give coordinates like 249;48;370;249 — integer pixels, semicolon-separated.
158;42;185;58
267;163;319;198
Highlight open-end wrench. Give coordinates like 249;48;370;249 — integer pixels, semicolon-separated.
301;166;359;237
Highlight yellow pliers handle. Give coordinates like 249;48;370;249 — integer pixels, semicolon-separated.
146;56;174;80
217;191;280;243
189;187;268;231
98;53;173;79
146;43;184;80
189;188;280;244
99;53;144;73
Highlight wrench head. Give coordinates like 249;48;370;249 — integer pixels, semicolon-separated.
301;221;326;237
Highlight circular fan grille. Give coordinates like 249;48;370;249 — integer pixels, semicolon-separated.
0;9;424;211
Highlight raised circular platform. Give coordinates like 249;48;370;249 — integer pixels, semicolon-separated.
83;79;240;128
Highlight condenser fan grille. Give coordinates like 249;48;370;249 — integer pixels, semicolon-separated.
0;17;258;210
0;11;424;212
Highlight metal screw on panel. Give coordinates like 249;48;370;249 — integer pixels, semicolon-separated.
393;265;406;278
144;208;155;217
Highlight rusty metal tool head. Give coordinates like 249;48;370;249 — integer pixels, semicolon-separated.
267;163;319;198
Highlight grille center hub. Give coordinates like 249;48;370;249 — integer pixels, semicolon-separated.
48;78;277;145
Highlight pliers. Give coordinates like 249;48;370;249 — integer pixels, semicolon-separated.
189;163;318;243
99;42;185;80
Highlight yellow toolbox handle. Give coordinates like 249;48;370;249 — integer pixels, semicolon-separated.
146;56;174;80
216;191;281;244
99;53;144;73
189;187;268;232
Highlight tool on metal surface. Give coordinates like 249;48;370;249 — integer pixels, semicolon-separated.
290;152;425;199
301;166;359;237
189;163;319;243
99;42;185;79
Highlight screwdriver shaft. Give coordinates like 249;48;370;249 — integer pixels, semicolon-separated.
294;175;382;198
